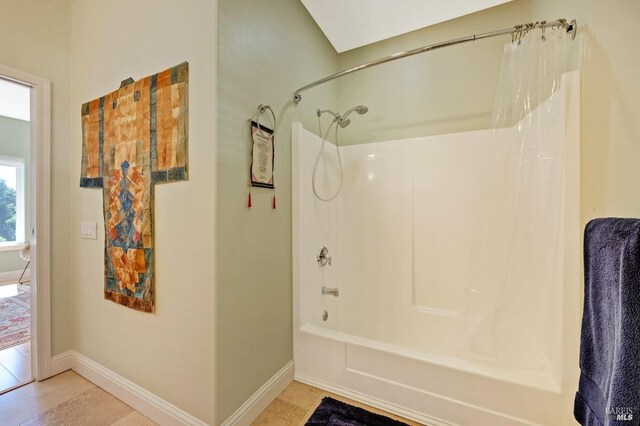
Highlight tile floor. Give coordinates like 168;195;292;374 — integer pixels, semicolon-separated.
0;342;32;393
0;366;419;425
253;380;424;425
0;370;156;426
0;278;33;394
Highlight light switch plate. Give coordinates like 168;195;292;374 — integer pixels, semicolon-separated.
81;221;97;240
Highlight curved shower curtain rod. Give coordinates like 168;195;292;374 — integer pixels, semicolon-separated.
293;18;577;104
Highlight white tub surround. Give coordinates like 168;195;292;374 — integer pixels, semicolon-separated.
292;72;580;425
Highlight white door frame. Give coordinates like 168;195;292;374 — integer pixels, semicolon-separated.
0;64;52;381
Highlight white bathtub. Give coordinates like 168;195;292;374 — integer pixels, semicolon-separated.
292;72;581;425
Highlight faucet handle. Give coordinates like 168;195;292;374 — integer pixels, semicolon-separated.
317;246;332;267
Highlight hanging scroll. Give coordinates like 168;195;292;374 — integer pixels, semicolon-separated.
247;104;277;209
250;121;275;189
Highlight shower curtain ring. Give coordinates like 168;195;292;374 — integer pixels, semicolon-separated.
512;24;522;44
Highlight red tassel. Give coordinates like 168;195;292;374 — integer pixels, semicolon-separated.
248;192;252;209
272;195;277;210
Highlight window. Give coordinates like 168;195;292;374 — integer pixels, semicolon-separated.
0;156;25;245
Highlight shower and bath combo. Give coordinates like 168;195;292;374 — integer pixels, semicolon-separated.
292;17;581;425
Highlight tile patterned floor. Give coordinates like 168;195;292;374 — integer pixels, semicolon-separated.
0;370;156;426
0;279;32;394
253;380;424;425
0;342;32;394
0;279;33;396
1;371;422;425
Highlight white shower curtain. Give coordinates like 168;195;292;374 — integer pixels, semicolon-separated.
460;26;570;370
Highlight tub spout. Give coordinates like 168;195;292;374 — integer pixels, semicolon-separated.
322;286;339;297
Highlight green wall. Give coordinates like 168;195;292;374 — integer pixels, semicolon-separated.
71;1;217;422
216;0;338;422
335;0;530;145
528;0;640;225
0;115;30;274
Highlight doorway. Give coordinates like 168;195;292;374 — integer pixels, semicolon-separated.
0;64;52;392
0;77;32;393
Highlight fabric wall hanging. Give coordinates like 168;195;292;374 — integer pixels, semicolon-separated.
79;62;189;313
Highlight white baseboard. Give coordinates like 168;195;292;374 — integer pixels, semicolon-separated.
49;350;73;376
221;360;295;426
51;351;207;425
0;268;30;284
45;352;293;426
295;373;453;426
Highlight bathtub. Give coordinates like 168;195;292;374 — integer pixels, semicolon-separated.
292;72;581;425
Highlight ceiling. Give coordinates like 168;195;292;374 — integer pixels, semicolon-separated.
301;0;513;53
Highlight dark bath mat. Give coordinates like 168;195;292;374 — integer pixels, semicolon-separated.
306;396;410;426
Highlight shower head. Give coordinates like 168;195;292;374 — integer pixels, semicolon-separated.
316;105;369;128
339;105;368;128
342;105;368;118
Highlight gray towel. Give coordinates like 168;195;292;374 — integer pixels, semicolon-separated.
575;218;640;425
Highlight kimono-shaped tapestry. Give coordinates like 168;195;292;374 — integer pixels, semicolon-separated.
80;62;188;313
